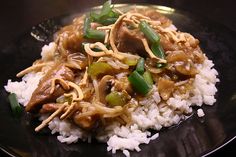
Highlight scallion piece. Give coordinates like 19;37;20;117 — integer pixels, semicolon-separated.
83;17;105;40
8;93;22;117
136;58;145;74
139;21;166;68
90;12;100;21
105;91;127;107
124;58;138;66
128;71;152;95
90;0;119;25
151;43;165;59
139;21;160;43
143;71;154;85
88;62;113;78
99;0;112;19
100;17;118;25
151;43;166;68
83;17;91;35
86;29;106;40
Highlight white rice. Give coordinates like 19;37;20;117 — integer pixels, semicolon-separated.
48;117;87;144
197;109;205;117
4;42;219;157
4;72;43;106
123;150;130;157
41;42;57;61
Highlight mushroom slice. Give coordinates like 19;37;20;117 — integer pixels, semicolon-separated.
98;75;114;104
158;78;175;100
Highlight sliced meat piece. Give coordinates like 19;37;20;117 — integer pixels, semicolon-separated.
56;16;98;57
116;23;145;55
160;37;179;51
26;63;74;112
39;103;60;113
73;113;98;130
67;52;88;70
116;10;173;55
56;21;85;57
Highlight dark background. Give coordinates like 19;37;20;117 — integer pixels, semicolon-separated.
0;0;235;156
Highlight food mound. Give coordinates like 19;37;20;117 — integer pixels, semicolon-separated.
5;1;219;156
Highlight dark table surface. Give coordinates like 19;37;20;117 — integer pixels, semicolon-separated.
0;0;235;156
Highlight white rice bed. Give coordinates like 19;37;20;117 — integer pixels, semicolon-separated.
4;43;219;157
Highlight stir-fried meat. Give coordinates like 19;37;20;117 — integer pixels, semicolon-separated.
59;25;84;51
56;21;84;56
73;113;98;130
26;64;75;112
67;53;88;70
113;77;133;94
160;37;179;51
114;9;176;56
56;16;97;57
116;22;145;54
39;103;60;113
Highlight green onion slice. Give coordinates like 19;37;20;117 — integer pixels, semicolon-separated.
105;91;127;107
86;29;105;40
136;58;145;74
90;0;119;25
151;43;166;68
128;71;152;95
8;93;22;117
151;43;165;59
143;71;154;85
88;62;113;78
83;17;105;40
139;21;160;44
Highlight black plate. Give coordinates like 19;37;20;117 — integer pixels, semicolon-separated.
0;4;236;157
